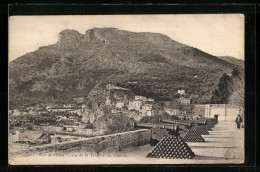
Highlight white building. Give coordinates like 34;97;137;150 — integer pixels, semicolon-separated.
135;96;147;101
165;108;186;116
128;97;154;117
115;101;124;109
178;90;185;95
141;104;153;116
180;97;190;105
129;100;143;111
205;104;242;122
12;109;22;116
142;104;152;111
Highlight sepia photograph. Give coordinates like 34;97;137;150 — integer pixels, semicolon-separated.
8;14;245;165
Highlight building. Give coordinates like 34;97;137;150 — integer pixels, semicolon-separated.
134;96;154;102
46;104;80;113
205;104;242;122
66;126;74;132
178;90;185;95
165;108;186;116
11;130;51;143
135;96;147;101
128;100;143;111
128;95;155;117
180;97;190;105
12;109;22;116
141;104;153;116
115;100;125;109
63;104;76;108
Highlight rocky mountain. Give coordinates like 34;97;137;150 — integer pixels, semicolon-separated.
9;27;243;108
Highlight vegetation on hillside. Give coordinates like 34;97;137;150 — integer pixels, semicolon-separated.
210;68;244;105
9;28;243;109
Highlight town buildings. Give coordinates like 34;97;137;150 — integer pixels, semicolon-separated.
128;96;154;116
179;97;191;105
105;84;155;117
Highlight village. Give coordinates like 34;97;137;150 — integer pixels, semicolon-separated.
8;83;242;158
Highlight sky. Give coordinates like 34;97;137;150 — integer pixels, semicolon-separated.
9;14;244;62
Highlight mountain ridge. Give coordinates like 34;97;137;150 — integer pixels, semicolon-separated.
9;27;243;108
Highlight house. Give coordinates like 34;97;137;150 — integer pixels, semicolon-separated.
165;108;186;116
180;97;190;105
64;104;76;108
12;109;22;116
12;130;51;143
46;104;79;112
129;100;143;111
146;98;154;102
142;104;153;111
135;96;147;101
115;100;125;109
128;95;155;117
141;104;154;116
178;90;185;95
66;126;74;132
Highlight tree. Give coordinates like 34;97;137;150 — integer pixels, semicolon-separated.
210;73;233;104
229;71;244;109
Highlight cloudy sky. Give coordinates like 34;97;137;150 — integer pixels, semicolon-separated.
9;14;244;62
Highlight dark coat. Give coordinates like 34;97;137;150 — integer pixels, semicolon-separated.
235;116;242;123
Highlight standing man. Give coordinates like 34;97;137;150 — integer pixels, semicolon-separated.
235;114;242;129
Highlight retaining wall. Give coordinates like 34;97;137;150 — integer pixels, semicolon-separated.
11;129;151;155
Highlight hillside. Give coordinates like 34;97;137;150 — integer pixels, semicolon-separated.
217;56;244;69
9;27;243;108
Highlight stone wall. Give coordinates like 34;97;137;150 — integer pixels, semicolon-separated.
11;129;151;155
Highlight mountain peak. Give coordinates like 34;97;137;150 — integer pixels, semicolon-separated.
58;29;84;49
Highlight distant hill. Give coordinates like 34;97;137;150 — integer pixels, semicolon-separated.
9;28;243;108
217;56;244;69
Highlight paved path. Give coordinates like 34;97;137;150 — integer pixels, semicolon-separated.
110;121;244;164
189;121;244;162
